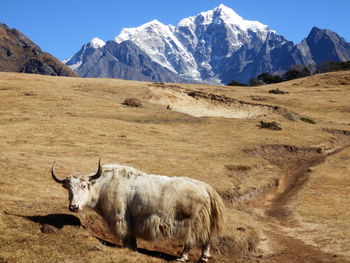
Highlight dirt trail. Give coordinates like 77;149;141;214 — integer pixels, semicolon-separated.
251;145;325;222
250;139;350;263
263;227;344;263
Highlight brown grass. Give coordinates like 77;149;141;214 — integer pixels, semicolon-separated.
0;71;350;262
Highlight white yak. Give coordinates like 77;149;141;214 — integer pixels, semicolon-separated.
51;158;225;262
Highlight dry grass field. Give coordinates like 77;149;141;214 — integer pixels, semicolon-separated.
0;71;349;263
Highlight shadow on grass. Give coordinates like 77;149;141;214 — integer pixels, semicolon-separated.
7;211;177;261
136;248;177;262
95;237;177;261
24;213;81;229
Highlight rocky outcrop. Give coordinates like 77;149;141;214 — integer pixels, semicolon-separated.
0;23;77;77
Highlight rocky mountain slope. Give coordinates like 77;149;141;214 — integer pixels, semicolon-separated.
0;23;77;77
65;4;350;84
65;38;182;82
296;26;350;65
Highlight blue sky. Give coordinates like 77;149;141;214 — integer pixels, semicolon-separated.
2;0;349;60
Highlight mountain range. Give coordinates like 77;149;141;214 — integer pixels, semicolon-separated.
0;23;77;77
64;4;350;84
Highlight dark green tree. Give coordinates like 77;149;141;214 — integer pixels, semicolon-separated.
227;80;248;86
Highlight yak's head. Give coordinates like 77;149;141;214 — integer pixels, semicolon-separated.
51;158;102;212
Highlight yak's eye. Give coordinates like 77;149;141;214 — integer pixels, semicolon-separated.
82;184;87;189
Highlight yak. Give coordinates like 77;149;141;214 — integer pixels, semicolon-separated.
51;158;225;262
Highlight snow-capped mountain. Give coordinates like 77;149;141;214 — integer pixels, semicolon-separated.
64;4;350;84
115;19;200;81
63;38;105;71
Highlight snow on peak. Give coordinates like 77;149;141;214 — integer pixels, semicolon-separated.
213;4;244;23
114;19;174;44
178;17;195;27
217;3;230;9
111;4;273;80
178;4;268;32
90;37;105;48
144;19;164;27
114;18;199;78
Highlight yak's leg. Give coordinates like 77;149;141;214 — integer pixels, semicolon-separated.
117;210;137;250
177;244;191;262
198;242;210;263
122;235;137;250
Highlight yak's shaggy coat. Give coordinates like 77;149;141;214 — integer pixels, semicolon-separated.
52;162;225;262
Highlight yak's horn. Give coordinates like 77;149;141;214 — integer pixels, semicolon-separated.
51;162;65;184
89;157;102;181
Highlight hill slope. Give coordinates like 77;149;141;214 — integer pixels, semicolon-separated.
0;23;77;77
0;71;349;262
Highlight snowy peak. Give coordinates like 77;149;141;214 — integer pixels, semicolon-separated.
142;19;169;29
177;4;242;26
210;4;244;24
114;19;174;44
178;4;268;32
64;38;105;71
114;18;199;79
90;37;105;48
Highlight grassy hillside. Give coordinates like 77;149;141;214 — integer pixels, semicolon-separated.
0;71;349;262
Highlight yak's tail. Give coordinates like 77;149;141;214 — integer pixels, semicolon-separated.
208;187;225;236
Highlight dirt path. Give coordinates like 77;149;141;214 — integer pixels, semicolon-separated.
263;226;344;263
266;151;325;223
253;142;350;263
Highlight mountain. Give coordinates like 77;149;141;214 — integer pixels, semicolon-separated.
296;27;350;65
64;5;350;84
0;23;77;77
64;38;182;82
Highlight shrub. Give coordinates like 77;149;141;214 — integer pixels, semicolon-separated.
225;164;252;172
320;61;350;72
122;98;142;107
227;80;248;86
250;73;282;86
283;67;311;81
300;117;316;124
249;78;264;86
258;121;282;130
268;88;289;94
257;73;283;84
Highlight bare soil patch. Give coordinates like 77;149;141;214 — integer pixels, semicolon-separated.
147;84;296;120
